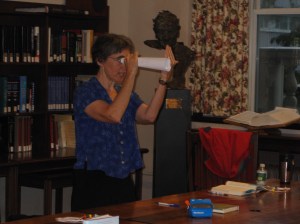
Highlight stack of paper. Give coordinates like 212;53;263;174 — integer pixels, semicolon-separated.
83;215;119;224
56;214;119;224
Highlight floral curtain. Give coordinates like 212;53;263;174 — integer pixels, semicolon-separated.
188;0;249;116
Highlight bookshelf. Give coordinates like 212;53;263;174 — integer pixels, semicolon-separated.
0;1;109;155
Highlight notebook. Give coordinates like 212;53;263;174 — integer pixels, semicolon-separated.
213;203;239;214
210;181;257;196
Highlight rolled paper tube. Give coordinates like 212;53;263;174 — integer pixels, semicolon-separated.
121;57;171;72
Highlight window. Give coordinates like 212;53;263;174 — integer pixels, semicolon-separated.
250;0;300;112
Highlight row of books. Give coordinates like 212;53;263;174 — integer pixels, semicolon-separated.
0;116;32;153
0;26;96;64
0;25;40;63
48;28;94;63
0;74;93;114
0;114;76;153
0;76;35;114
49;114;75;151
48;74;94;111
48;76;71;111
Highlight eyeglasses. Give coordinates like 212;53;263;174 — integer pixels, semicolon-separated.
108;56;125;64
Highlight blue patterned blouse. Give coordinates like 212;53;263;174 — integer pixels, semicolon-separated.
73;77;144;179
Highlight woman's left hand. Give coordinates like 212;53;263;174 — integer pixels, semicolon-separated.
161;45;178;82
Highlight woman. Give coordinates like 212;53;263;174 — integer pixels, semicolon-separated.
71;33;177;210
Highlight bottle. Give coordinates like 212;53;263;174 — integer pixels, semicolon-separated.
256;163;267;186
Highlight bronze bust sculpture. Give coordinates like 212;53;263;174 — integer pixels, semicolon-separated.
144;10;195;89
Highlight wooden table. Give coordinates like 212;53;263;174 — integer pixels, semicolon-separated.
3;179;300;224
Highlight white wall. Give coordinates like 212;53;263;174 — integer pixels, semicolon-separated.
108;0;192;198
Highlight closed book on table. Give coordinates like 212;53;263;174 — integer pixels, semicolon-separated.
213;203;239;214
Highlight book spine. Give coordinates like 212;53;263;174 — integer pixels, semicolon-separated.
30;26;35;63
59;76;63;110
0;77;8;113
23;26;30;63
25;26;31;63
49;115;54;150
0;26;3;62
2;26;9;63
11;77;20;113
18;116;26;152
24;116;32;151
33;26;40;63
61;30;67;63
16;26;22;63
7;77;20;113
48;27;53;62
19;76;27;113
53;116;59;150
52;76;59;110
12;26;17;62
8;117;15;153
82;29;94;63
14;116;18;152
64;76;70;110
23;116;32;151
75;31;82;63
8;26;14;63
29;81;35;112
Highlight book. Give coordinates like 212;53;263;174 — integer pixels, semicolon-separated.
213;203;239;214
51;114;73;149
59;120;75;148
33;26;40;62
19;76;27;113
7;77;20;113
224;107;300;129
210;181;257;196
49;115;55;150
0;77;7;113
81;29;94;63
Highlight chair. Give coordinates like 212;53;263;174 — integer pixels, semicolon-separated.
135;148;149;200
186;128;258;191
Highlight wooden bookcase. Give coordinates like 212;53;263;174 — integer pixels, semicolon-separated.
0;1;109;155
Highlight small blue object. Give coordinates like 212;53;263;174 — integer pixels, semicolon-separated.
187;199;213;218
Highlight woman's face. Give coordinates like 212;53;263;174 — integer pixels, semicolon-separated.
100;49;130;84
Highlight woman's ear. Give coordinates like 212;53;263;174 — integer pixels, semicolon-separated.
96;59;104;67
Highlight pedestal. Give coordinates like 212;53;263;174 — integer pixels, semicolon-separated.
153;89;191;197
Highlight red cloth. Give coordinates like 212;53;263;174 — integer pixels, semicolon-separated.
198;127;252;179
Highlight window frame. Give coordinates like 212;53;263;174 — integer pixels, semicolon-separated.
249;0;300;111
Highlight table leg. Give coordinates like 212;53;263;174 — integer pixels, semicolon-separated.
6;166;20;220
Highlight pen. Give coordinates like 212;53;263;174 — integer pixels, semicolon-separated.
156;202;180;208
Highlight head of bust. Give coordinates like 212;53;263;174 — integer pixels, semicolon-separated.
153;10;180;47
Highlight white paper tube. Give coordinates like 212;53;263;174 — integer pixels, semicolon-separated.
121;57;171;72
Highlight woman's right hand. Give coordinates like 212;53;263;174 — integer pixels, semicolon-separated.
125;51;139;79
